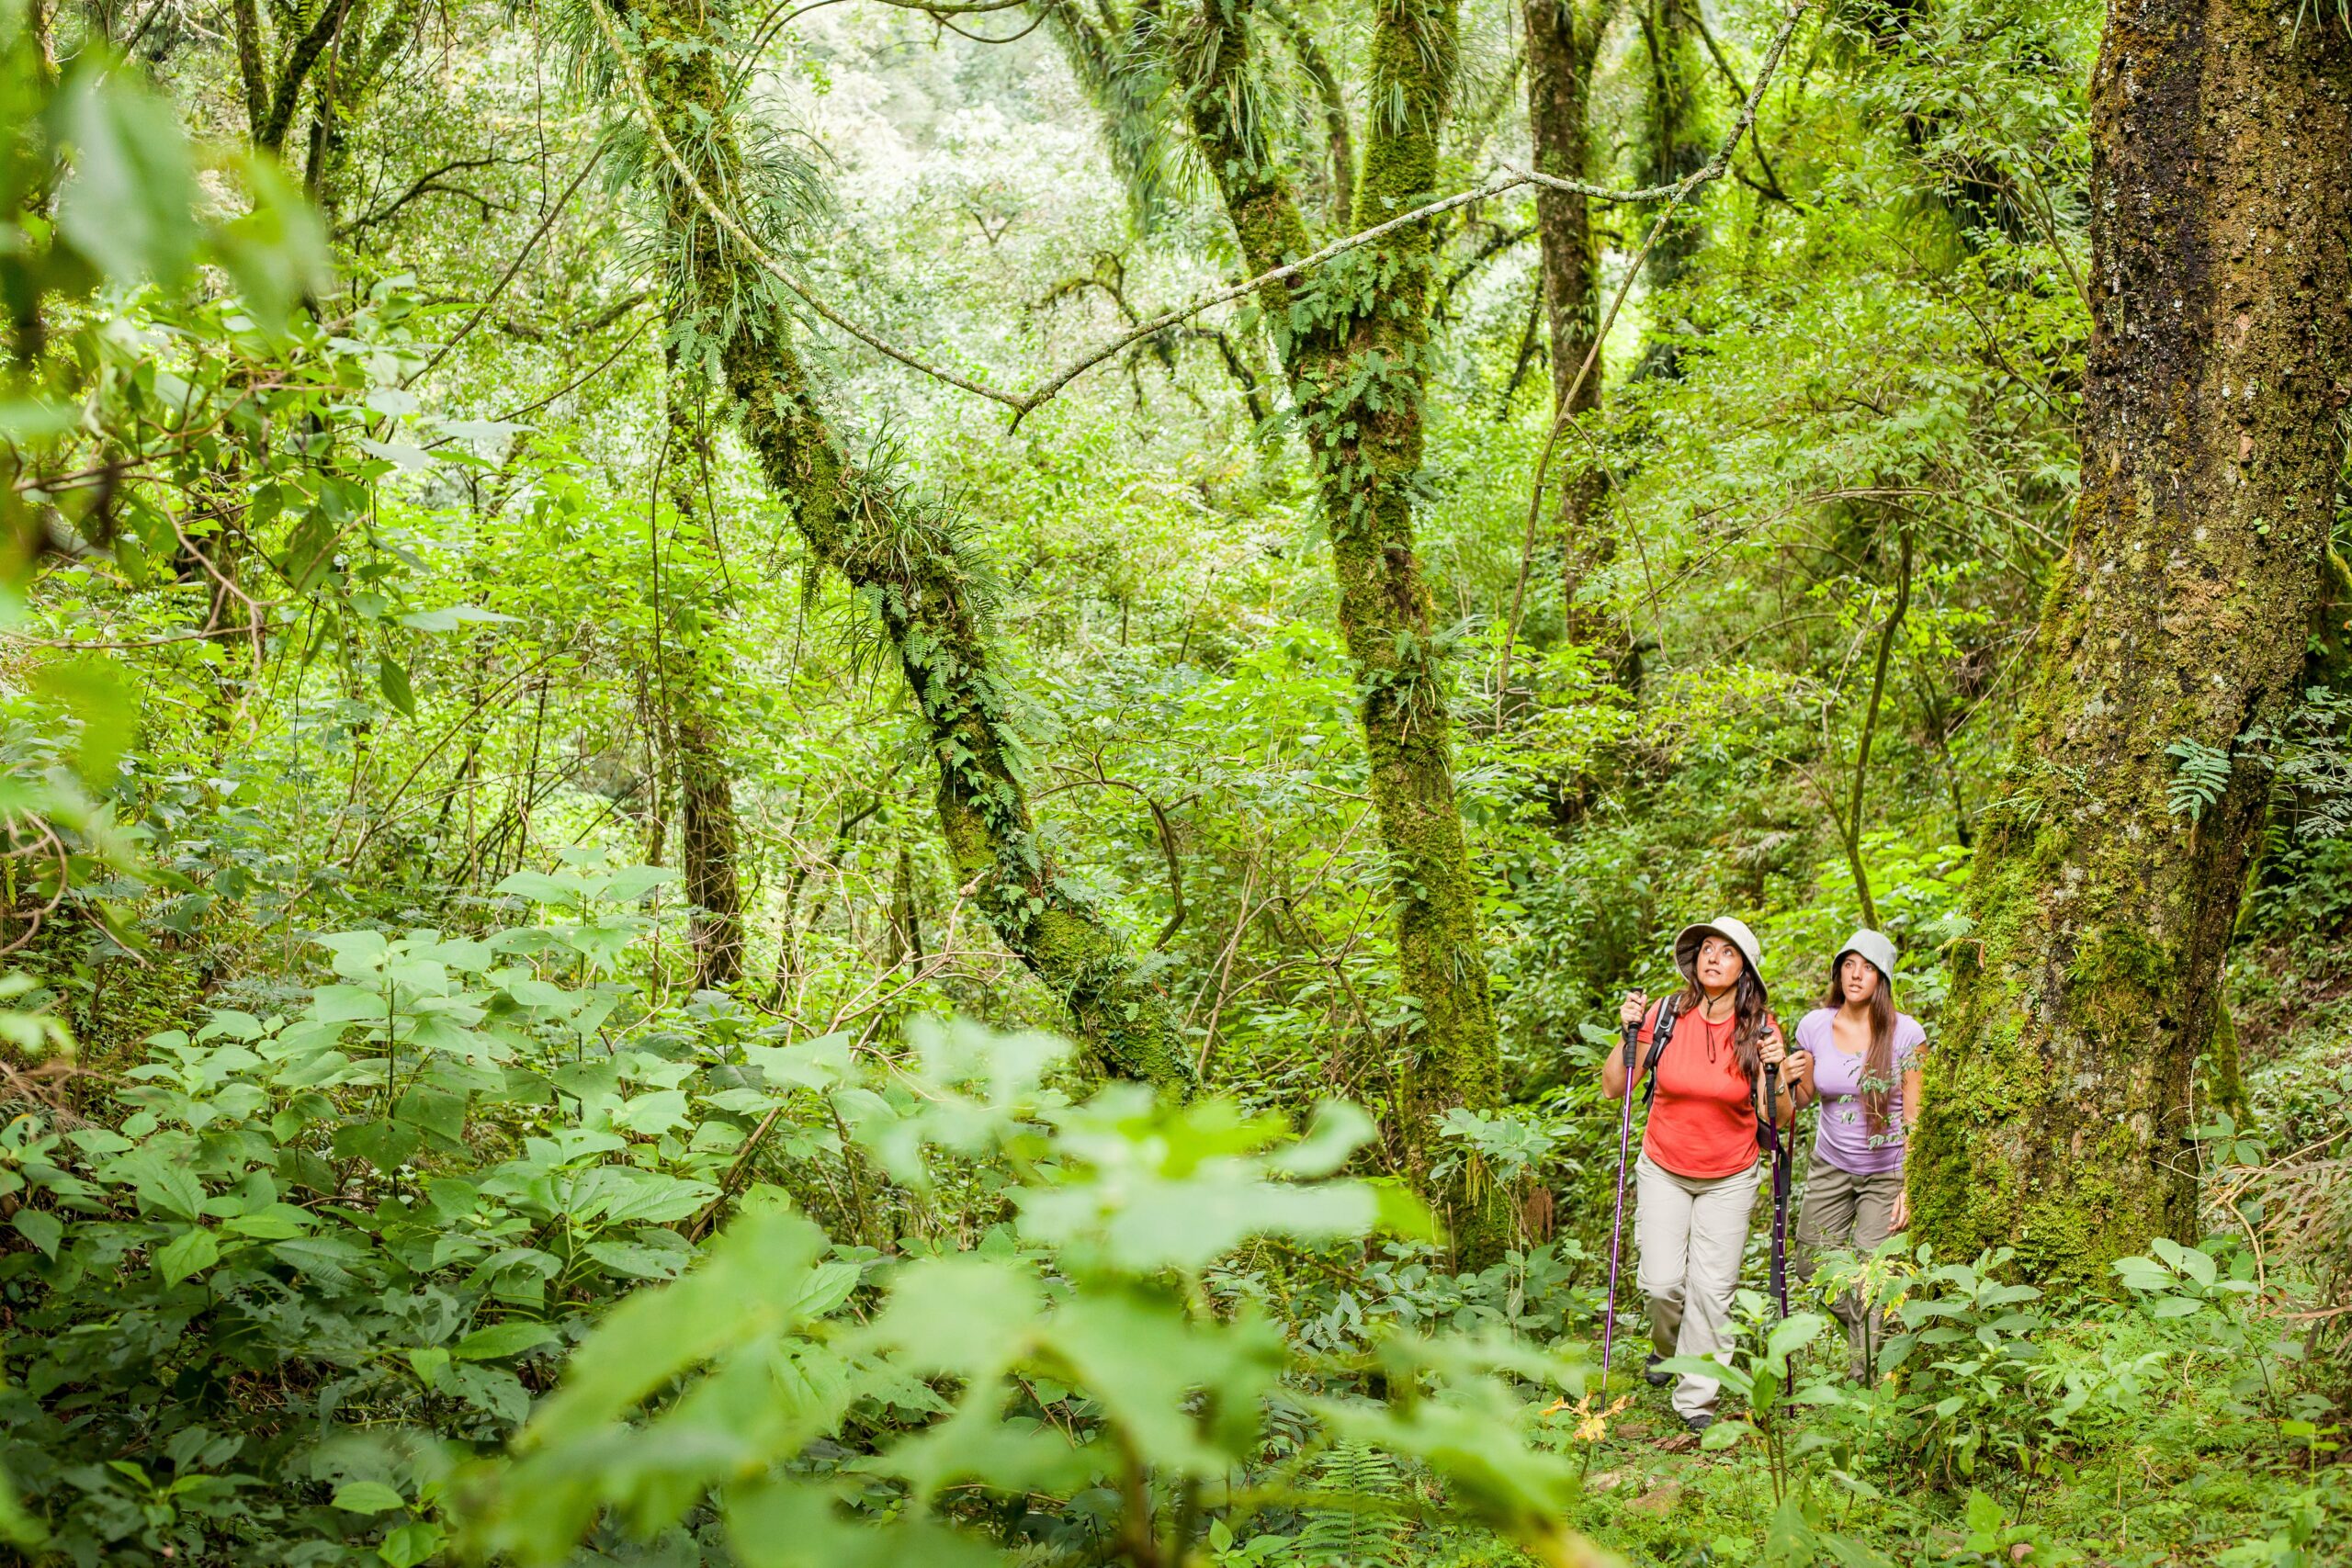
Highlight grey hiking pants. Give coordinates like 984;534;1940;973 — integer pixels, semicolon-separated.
1791;1148;1901;1376
1634;1153;1760;1422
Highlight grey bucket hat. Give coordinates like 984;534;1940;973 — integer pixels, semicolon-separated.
1832;928;1899;992
1672;916;1766;998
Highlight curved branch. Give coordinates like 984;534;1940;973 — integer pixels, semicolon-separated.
931;4;1048;40
594;0;1808;424
336;154;512;237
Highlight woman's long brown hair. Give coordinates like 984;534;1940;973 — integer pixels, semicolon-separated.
1673;964;1769;1087
1823;957;1896;1136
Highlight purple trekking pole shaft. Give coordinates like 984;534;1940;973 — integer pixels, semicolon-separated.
1766;1060;1791;1319
1598;1015;1641;1399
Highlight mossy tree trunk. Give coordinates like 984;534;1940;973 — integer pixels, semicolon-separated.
608;0;1195;1090
1522;0;1613;632
655;365;746;991
1181;0;1509;1263
1910;0;2352;1286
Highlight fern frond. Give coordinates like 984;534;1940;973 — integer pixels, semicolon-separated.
1291;1441;1410;1568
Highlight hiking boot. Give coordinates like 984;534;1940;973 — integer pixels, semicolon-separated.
1683;1411;1714;1435
1644;1354;1671;1388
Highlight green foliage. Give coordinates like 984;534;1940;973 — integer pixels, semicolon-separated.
462;1017;1603;1568
1659;1292;1829;1500
0;888;766;1562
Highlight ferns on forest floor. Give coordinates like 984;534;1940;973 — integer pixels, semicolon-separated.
1213;1441;1414;1568
1292;1442;1410;1568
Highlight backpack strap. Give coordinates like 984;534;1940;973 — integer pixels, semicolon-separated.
1642;998;1786;1155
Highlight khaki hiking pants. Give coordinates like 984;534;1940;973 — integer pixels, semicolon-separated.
1791;1148;1901;1377
1634;1154;1761;1422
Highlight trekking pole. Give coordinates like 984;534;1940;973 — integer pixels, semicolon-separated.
1597;1009;1642;1401
1764;1060;1792;1320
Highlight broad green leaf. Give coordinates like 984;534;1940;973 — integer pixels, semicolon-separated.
378;658;416;716
522;1208;829;1439
582;1239;693;1280
505;976;571;1010
28;655;140;785
268;1235;373;1285
1765;1310;1829;1369
154;1226;219;1285
454;1320;560;1361
724;1481;1005;1568
613;1089;689;1136
603;864;681;903
400;604;519;632
209;154;328;326
742;1032;854;1090
394;1086;468;1143
56;69;201;284
867;1254;1042;1377
11;1210;61;1259
1701;1417;1750;1450
494;870;580;907
108;1146;205;1220
1658;1353;1751;1397
378;1520;444;1568
331;1481;406;1515
334;1118;421;1175
571;1166;718;1225
360;439;435;473
1268;1100;1375;1177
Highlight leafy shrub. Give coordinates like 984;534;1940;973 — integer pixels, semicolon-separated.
460;1020;1611;1567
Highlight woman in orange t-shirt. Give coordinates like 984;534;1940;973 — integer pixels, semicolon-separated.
1604;916;1801;1432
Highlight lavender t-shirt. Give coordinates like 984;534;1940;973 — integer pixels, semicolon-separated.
1798;1008;1928;1176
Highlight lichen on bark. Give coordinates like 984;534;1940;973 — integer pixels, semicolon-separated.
1910;0;2352;1287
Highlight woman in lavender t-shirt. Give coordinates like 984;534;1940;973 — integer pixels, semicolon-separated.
1785;928;1926;1376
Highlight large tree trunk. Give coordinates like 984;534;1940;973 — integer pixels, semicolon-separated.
607;0;1195;1090
1910;0;2352;1286
654;369;747;991
1522;0;1612;632
1181;0;1509;1263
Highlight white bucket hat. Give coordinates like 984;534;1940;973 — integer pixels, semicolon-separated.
1832;928;1898;992
1672;916;1766;998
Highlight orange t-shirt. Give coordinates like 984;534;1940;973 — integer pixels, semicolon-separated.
1637;998;1765;1179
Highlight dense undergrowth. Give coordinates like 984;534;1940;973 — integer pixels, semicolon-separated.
3;899;2347;1565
